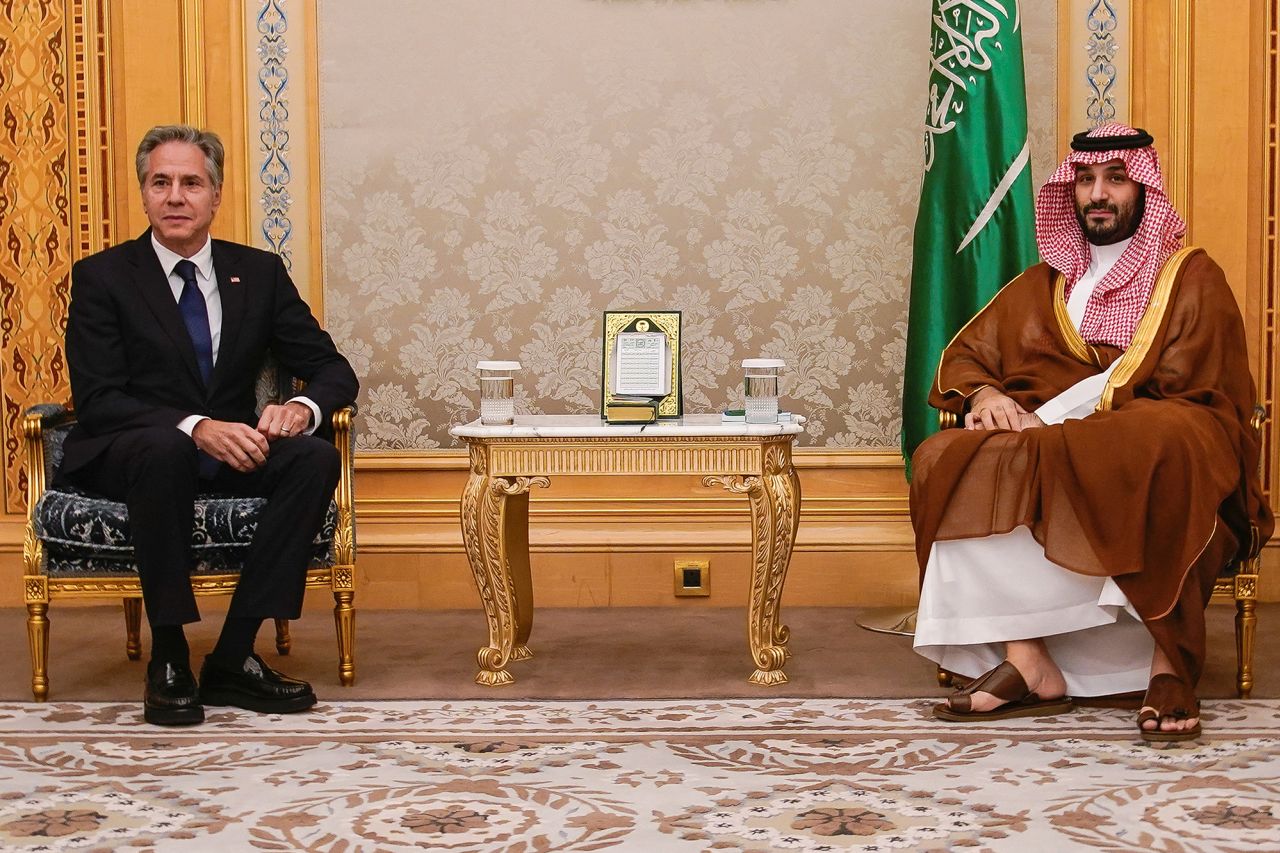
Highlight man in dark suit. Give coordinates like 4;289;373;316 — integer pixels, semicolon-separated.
62;125;358;725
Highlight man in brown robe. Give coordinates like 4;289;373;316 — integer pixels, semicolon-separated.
909;123;1272;741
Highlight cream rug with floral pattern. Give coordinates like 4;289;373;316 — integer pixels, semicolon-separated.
0;698;1276;851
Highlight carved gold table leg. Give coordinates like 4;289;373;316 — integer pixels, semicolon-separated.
461;444;548;686
704;442;799;686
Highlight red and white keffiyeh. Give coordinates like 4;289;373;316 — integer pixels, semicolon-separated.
1034;122;1186;349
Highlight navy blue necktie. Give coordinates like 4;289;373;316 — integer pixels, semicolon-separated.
174;259;219;479
174;259;213;385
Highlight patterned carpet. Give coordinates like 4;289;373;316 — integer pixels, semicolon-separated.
0;699;1276;851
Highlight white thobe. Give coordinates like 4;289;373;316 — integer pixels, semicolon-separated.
913;239;1155;697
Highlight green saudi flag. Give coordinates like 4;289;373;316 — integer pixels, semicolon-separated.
901;0;1038;470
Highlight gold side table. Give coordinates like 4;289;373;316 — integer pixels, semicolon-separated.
449;414;805;687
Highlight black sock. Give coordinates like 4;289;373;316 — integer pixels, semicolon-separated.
149;625;189;667
210;616;263;667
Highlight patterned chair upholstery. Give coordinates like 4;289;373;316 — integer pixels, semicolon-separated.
931;406;1267;698
21;359;357;700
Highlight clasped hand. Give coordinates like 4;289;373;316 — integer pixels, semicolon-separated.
192;402;312;472
965;387;1044;432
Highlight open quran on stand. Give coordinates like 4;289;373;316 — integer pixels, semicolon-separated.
600;311;682;424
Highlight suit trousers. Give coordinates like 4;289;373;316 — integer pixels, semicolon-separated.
60;426;340;626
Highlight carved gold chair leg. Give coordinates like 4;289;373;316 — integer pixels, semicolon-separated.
27;602;49;701
1235;591;1257;699
123;598;143;661
274;618;292;655
334;590;355;686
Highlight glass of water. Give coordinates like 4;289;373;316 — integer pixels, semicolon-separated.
742;358;784;424
477;361;520;425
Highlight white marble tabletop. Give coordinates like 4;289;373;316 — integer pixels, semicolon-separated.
450;413;806;439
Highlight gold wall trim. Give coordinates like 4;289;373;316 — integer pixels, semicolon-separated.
304;1;324;317
1167;0;1194;225
180;0;206;127
72;0;115;257
1264;0;1279;502
238;0;254;244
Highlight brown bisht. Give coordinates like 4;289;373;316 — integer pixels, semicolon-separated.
909;248;1273;687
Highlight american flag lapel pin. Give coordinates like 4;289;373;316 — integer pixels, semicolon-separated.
230;276;241;284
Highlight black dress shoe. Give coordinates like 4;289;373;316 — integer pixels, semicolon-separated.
144;660;204;726
199;653;317;713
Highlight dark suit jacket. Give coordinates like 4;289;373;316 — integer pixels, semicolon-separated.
62;230;358;475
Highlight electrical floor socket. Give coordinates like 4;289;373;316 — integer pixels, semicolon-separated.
673;560;710;597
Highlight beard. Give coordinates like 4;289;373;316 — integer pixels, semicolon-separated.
1075;188;1144;245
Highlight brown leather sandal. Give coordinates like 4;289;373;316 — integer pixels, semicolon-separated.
1137;673;1202;743
933;660;1074;722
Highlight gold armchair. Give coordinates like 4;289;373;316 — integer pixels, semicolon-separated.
1208;405;1267;698
21;362;357;700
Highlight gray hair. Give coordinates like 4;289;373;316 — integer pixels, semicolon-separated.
135;125;225;189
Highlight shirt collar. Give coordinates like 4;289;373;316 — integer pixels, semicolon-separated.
1086;235;1132;274
151;233;214;282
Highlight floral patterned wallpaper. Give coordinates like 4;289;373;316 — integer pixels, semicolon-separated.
318;0;1057;450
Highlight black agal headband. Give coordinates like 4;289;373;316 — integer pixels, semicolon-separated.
1070;127;1155;152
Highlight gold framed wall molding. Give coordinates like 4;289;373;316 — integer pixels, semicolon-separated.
1262;0;1280;506
180;0;207;127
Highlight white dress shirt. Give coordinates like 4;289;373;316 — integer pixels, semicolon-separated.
151;234;320;437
